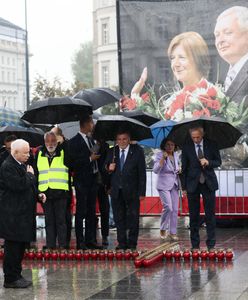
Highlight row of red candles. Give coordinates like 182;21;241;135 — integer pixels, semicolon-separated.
0;248;234;262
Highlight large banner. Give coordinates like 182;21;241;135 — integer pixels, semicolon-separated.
118;0;248;168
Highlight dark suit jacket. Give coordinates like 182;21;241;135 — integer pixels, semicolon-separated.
225;60;248;131
69;133;96;187
0;155;38;242
181;139;221;193
104;144;146;200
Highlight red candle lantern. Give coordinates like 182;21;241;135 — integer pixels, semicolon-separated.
68;250;75;260
208;250;216;261
216;249;225;261
107;250;115;261
51;250;58;261
44;250;51;260
36;250;43;260
59;251;67;260
0;249;4;259
164;250;173;261
134;258;143;268
200;250;208;261
225;249;234;261
99;251;106;261
90;250;98;260
124;250;131;260
192;250;200;261
83;251;90;260
28;250;35;260
131;251;139;259
173;250;182;261
183;249;191;261
115;250;123;260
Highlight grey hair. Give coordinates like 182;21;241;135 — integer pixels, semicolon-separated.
189;127;204;135
11;139;29;154
44;131;57;141
217;6;248;31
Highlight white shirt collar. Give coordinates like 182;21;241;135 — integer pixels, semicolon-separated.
119;144;130;156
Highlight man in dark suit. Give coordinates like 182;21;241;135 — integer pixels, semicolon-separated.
0;139;46;288
181;127;221;250
104;130;146;250
69;115;101;250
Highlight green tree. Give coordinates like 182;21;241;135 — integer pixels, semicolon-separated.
71;41;93;88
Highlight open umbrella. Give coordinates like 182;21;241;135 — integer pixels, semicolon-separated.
0;106;24;126
139;120;176;148
73;88;121;110
21;97;92;124
120;110;160;126
93;115;152;141
0;125;44;147
167;116;243;150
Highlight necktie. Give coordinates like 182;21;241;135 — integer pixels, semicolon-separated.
120;149;125;171
86;136;98;173
224;69;236;92
197;144;205;184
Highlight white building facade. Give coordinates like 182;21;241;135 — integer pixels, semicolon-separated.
0;18;27;111
93;0;119;89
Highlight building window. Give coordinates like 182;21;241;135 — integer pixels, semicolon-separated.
12;58;15;66
101;19;109;45
13;72;16;82
7;57;10;65
102;64;109;87
2;71;5;82
2;56;4;65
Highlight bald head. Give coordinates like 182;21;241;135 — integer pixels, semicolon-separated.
11;139;30;163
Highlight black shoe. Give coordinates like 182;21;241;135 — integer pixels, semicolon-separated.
127;245;137;251
115;245;127;251
4;278;32;288
86;242;103;250
102;237;109;246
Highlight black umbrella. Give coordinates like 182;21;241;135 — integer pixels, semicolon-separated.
93;115;153;141
167;116;243;150
21;97;93;124
120;110;160;126
0;125;44;147
73;88;121;110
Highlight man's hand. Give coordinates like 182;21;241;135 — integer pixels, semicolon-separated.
38;193;46;203
27;165;34;174
199;158;209;167
131;67;148;96
108;163;116;172
90;153;100;161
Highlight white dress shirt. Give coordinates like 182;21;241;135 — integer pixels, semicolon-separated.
194;140;204;157
119;145;130;163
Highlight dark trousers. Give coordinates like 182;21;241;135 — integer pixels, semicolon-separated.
75;181;97;247
43;196;67;248
3;240;26;283
66;196;72;247
187;183;216;249
112;190;140;248
97;184;110;238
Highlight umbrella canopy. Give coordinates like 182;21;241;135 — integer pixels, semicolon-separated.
93;115;153;141
73;88;121;110
120;110;160;126
139;120;176;148
167;116;243;150
21;97;93;124
0;125;44;147
0;106;24;126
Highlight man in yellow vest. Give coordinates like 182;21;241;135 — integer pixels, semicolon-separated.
34;131;70;249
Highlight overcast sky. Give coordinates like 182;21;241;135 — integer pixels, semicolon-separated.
1;0;93;86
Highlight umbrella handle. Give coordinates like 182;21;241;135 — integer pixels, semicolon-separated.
112;142;116;163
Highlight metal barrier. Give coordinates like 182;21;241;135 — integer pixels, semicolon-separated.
143;169;248;217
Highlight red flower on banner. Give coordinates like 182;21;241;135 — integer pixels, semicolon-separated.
120;96;137;111
141;92;150;102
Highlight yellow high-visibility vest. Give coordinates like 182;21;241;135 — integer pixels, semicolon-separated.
37;149;69;192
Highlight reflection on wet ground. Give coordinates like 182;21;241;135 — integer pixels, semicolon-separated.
0;217;248;299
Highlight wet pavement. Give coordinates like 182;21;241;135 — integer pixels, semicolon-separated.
0;217;248;300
